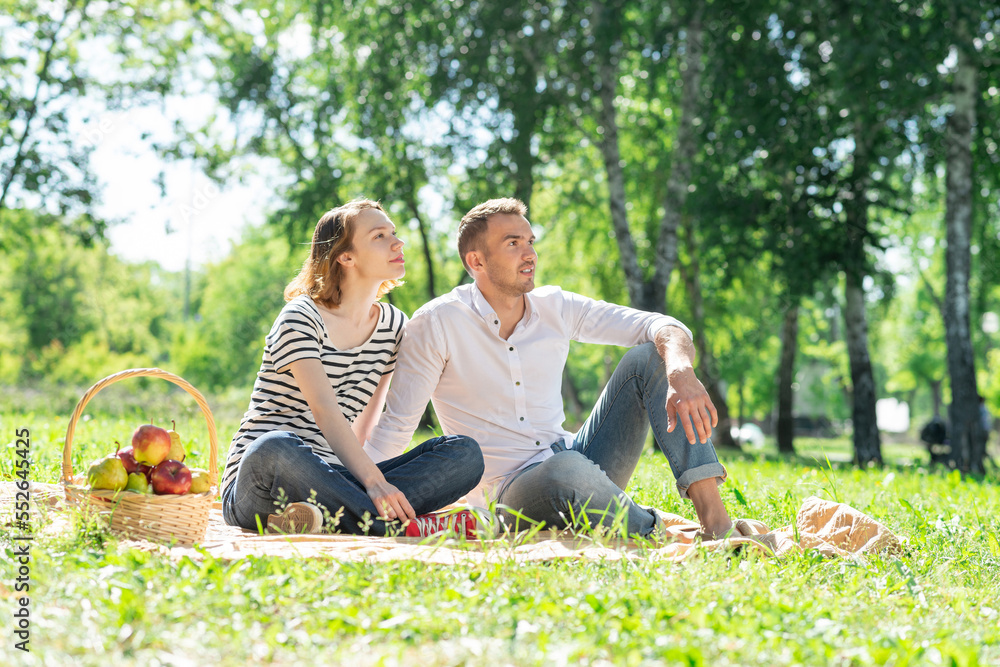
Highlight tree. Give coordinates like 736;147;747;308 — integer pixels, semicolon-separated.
1;0;101;243
0;0;182;246
942;14;986;473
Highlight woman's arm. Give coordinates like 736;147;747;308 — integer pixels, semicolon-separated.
351;371;392;447
288;358;415;522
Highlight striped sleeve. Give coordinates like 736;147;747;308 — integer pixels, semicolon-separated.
383;304;408;373
266;298;323;371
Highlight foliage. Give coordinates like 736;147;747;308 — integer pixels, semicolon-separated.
170;226;296;392
1;0;999;460
0;216;179;386
0;0;191;245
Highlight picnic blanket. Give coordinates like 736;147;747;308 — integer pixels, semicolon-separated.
3;483;904;563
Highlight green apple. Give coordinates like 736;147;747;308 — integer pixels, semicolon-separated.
166;420;186;462
125;472;150;493
87;456;128;491
188;468;212;494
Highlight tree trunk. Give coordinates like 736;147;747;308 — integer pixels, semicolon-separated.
562;365;585;430
736;375;745;431
776;303;799;454
592;0;645;309
943;38;985;474
651;0;704;314
403;186;437;300
0;6;75;216
929;379;942;418
679;224;739;450
509;56;539;210
844;270;882;465
841;119;882;466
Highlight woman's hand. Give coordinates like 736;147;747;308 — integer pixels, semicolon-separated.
366;479;416;523
288;358;416;525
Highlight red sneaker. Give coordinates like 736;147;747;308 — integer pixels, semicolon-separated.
405;509;480;539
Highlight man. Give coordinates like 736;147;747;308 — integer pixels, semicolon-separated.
365;198;739;539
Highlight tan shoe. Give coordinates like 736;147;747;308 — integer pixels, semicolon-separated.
266;502;323;534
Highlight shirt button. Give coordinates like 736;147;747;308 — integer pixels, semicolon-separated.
519;417;524;421
494;320;498;325
509;346;514;351
535;441;541;445
515;381;521;386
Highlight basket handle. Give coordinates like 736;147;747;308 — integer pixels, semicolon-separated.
62;368;219;486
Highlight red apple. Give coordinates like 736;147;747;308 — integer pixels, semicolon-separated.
149;460;192;495
132;424;171;466
118;446;141;474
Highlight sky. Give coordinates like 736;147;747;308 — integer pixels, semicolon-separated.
89;103;276;273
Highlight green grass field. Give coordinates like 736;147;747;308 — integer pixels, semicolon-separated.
3;400;999;666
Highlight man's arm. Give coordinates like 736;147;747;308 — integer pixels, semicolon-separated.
655;325;718;444
364;309;447;461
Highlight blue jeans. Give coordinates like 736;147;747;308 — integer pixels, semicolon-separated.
222;431;484;535
496;343;727;537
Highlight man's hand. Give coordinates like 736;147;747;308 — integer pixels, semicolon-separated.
366;479;416;523
665;368;718;444
656;325;719;444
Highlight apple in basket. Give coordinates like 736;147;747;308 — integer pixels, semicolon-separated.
132;424;171;466
149;460;192;495
118;445;153;479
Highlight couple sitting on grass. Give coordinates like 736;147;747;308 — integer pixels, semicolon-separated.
221;197;746;541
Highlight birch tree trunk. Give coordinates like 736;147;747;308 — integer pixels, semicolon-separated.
841;120;882;466
776;304;799;454
943;39;985;473
844;269;882;465
651;0;704;314
592;0;644;309
680;222;739;450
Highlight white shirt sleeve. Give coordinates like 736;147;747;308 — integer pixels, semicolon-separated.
363;307;447;462
558;289;692;347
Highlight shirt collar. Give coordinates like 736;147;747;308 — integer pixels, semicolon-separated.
469;283;540;329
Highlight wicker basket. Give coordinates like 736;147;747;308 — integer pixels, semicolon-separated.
61;368;219;545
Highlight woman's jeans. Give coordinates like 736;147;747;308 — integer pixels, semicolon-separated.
496;342;727;538
222;432;484;535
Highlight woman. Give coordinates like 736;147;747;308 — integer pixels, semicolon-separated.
221;199;484;536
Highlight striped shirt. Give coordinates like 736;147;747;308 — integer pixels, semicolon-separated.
221;295;406;494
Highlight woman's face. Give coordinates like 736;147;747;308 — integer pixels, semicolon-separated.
342;208;405;282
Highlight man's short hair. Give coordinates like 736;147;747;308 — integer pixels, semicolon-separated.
457;197;528;272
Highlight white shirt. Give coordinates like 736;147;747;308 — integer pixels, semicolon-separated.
364;283;692;508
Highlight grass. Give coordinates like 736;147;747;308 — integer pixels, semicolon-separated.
3;401;1000;666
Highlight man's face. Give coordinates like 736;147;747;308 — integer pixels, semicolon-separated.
477;213;537;297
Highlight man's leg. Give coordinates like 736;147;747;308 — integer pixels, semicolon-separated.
496;449;659;535
574;342;733;538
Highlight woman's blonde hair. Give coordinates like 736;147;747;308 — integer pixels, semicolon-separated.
284;199;402;308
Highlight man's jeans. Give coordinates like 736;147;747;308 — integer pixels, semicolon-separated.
222;432;484;535
496;342;727;537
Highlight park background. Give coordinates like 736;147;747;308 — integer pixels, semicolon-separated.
2;0;998;467
2;1;1000;664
